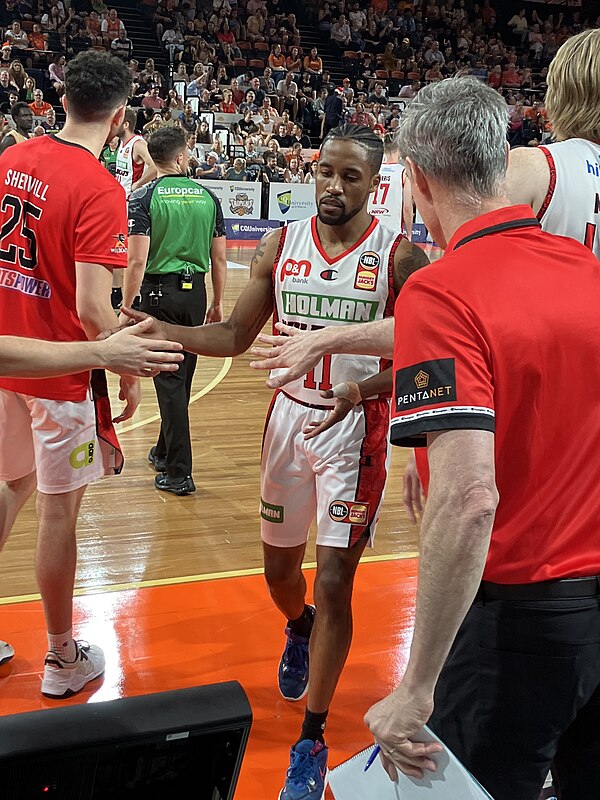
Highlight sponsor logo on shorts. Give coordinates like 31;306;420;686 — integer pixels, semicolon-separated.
329;500;370;525
354;251;380;292
260;499;285;523
69;440;95;469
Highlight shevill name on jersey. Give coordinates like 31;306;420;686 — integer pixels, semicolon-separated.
539;138;600;260
5;169;50;201
272;216;402;408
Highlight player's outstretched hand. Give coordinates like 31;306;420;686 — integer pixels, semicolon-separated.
119;307;168;340
102;318;184;377
113;375;141;423
205;302;224;324
249;322;326;389
303;384;360;440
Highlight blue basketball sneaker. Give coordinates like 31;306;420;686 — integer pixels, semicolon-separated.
278;605;315;701
278;739;328;800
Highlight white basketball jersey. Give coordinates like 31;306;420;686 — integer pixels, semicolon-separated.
368;162;405;232
538;139;600;260
115;134;144;200
272;216;402;407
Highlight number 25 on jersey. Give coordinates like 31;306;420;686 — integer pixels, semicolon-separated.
0;194;42;270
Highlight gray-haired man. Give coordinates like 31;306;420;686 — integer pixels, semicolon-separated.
249;77;600;800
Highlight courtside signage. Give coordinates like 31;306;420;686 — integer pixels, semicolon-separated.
268;182;316;221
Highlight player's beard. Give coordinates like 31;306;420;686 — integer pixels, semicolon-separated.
317;198;362;226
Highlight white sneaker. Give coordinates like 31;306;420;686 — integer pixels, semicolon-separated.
0;640;15;666
41;641;105;698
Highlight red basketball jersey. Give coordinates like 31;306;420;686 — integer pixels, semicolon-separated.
0;135;128;401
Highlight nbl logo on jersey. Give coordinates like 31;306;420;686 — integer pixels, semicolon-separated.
354;251;380;292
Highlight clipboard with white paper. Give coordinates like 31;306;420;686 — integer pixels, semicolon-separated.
328;726;494;799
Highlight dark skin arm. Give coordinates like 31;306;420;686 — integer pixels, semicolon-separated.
120;229;281;356
351;237;430;396
0;134;17;156
302;237;430;438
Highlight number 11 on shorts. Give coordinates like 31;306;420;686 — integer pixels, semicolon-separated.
304;355;333;392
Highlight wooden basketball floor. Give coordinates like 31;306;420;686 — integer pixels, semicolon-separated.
0;243;439;798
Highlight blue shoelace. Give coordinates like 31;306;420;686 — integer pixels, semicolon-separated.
283;638;308;675
287;749;316;788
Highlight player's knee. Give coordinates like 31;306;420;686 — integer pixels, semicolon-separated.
314;568;353;611
264;561;299;592
6;471;36;495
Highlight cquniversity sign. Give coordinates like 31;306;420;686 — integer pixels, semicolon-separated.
268;182;316;221
225;219;282;240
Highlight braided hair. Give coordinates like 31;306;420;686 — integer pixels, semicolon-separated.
321;123;384;174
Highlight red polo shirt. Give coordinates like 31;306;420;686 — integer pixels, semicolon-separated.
391;205;600;583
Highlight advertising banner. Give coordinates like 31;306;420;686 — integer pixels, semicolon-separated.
195;180;262;220
268;182;316;221
225;219;282;240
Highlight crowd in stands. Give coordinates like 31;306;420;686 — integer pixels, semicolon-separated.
1;0;599;185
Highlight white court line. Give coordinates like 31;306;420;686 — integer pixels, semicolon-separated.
227;260;249;270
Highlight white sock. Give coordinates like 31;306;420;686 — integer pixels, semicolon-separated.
47;629;76;662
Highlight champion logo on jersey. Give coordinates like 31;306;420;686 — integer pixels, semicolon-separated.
320;269;338;281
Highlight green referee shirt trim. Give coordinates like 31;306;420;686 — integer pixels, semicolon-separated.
128;175;225;275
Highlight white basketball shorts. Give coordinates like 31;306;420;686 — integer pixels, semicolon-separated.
260;391;390;549
0;388;107;494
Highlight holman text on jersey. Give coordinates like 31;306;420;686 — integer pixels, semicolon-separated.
282;291;379;323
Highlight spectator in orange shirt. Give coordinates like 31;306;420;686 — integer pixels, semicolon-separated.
28;89;52;117
303;47;323;79
488;64;502;88
501;63;521;88
28;24;48;52
268;43;287;83
371;0;388;14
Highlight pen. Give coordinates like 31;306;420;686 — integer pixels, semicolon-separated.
364;745;381;772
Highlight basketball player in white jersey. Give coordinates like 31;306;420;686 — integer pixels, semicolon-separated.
505;29;600;261
113;107;156;307
368;131;415;241
118;123;429;799
115;107;156;200
400;27;600;524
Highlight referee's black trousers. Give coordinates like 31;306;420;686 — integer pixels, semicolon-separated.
140;273;207;482
427;591;600;800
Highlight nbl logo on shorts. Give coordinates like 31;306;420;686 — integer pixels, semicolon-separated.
329;500;369;525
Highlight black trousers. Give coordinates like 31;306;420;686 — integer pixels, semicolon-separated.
428;592;600;800
140;273;207;481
